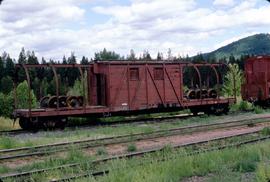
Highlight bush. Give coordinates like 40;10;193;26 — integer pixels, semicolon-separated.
254;106;263;114
96;147;108;156
127;143;137;152
0;92;13;118
15;81;38;109
238;101;248;111
238;101;252;111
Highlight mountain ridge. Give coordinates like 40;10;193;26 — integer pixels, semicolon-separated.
203;33;270;60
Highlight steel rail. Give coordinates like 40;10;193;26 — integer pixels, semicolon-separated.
1;131;269;180
0;116;269;161
0;113;197;136
0;129;25;136
51;135;270;182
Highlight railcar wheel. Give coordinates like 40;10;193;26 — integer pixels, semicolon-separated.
42;119;56;130
195;89;201;99
56;118;67;130
213;104;229;115
40;96;50;108
19;118;29;130
42;117;67;130
201;89;208;99
187;90;196;99
77;96;84;106
59;96;67;107
204;106;215;115
48;96;58;108
19;117;39;131
208;89;217;98
67;96;80;108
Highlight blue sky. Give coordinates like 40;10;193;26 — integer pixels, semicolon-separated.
0;0;270;61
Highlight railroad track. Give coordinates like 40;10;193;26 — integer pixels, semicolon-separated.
51;135;270;182
0;129;26;136
0;111;263;136
0;116;269;162
0;113;198;136
1;132;269;181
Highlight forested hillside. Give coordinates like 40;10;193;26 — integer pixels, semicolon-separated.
204;33;270;60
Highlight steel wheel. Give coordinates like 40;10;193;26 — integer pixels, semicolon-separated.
67;96;80;108
48;96;58;108
40;96;50;108
77;96;84;106
59;96;67;107
187;90;196;99
208;89;217;98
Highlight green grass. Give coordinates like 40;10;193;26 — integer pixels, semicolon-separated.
93;141;270;182
0;137;19;148
254;106;264;114
1;111;270;150
230;99;265;115
96;147;108;156
0;117;20;131
256;162;270;182
127;143;137;152
260;127;270;136
0;132;265;178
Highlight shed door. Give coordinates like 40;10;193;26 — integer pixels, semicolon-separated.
96;74;107;106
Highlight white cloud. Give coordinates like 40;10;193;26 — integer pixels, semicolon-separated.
0;0;270;61
213;0;235;6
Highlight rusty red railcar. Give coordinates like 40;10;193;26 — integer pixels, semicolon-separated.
242;56;270;106
13;61;235;130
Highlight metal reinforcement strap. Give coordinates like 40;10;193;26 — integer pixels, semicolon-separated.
50;64;59;110
22;64;32;118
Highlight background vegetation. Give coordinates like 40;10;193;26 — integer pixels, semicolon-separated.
0;31;262;119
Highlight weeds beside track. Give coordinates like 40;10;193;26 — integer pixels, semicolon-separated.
0;116;269;161
0;113;197;136
1;132;269;181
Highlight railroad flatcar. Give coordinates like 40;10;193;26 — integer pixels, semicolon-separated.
242;56;270;106
13;61;235;130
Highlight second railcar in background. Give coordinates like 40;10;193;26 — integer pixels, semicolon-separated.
242;56;270;106
14;61;235;130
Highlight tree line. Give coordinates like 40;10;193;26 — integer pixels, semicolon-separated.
0;47;247;118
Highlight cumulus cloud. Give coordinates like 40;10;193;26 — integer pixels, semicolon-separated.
0;0;270;60
213;0;235;6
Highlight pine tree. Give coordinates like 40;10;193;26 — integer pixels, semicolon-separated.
27;51;39;89
67;52;80;86
94;48;121;61
0;76;13;94
0;56;4;81
127;49;136;60
142;50;151;61
167;48;172;60
17;48;27;82
157;52;163;61
5;55;15;78
81;56;89;64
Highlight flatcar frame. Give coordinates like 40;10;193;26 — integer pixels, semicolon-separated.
13;61;236;129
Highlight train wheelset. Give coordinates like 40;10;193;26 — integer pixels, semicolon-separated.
40;96;84;109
